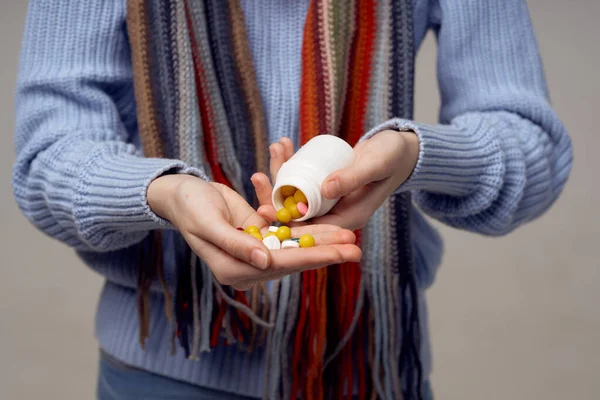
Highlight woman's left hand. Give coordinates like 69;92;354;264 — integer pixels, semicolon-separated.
252;130;420;231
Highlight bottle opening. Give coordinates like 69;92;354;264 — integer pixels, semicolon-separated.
272;187;286;211
272;178;323;222
273;185;310;222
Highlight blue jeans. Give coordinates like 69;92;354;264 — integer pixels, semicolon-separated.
97;351;254;400
97;350;433;399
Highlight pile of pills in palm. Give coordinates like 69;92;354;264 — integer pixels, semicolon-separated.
275;186;308;223
242;225;315;251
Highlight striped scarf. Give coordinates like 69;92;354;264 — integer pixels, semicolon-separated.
127;1;422;399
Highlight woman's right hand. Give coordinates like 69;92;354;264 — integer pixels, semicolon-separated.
147;174;362;290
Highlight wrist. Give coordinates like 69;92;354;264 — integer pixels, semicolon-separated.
147;173;198;224
385;129;420;188
400;129;420;169
377;129;419;179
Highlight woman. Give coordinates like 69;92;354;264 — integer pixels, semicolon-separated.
13;0;572;399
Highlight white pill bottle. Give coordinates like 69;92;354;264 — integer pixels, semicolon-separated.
271;135;355;222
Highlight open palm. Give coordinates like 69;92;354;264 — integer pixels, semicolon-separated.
150;174;361;291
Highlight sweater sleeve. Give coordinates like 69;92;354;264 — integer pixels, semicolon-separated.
362;0;572;236
12;0;208;252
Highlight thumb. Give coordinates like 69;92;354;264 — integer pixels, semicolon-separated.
251;172;273;207
322;162;387;199
199;216;271;270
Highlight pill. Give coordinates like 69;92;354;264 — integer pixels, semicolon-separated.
262;235;281;250
296;202;308;216
281;239;300;249
276;208;292;223
298;234;315;248
264;232;277;238
275;226;292;242
281;185;296;197
287;204;302;220
248;231;263;241
293;189;307;204
268;226;279;232
245;225;260;234
283;196;296;209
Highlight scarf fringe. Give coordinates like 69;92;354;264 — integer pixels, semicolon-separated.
128;0;423;398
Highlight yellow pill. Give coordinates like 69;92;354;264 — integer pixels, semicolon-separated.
287;203;302;220
248;231;263;241
245;225;260;234
276;208;292;223
283;196;296;209
298;234;315;248
281;185;296;197
264;232;277;238
275;226;292;242
293;189;307;204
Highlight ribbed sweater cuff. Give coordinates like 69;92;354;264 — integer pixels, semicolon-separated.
362;117;503;198
74;152;208;248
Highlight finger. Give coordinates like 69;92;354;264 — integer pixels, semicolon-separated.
321;156;390;200
209;182;271;233
289;224;345;238
239;211;272;234
235;243;363;288
187;234;281;291
191;215;271;270
270;244;363;270
251;172;273;207
262;227;355;245
311;213;348;230
210;181;270;230
188;231;361;288
184;233;264;286
313;181;391;230
304;229;356;245
269;142;286;181
231;281;256;291
191;229;361;286
230;279;257;291
257;204;278;223
279;137;295;160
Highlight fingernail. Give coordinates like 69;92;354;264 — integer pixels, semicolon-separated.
251;249;269;269
325;180;340;199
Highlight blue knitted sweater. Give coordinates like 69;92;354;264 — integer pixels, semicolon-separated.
12;0;572;397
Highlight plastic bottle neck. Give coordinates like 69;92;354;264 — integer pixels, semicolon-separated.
272;175;322;222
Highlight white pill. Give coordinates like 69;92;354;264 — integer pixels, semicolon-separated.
268;226;279;232
281;240;300;249
262;235;281;250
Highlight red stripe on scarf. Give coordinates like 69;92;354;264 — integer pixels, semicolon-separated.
234;290;251;341
292;274;310;399
211;300;227;348
297;0;377;397
300;1;321;142
186;4;231;188
341;0;377;144
337;0;377;395
185;3;252;348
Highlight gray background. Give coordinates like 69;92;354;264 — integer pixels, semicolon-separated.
1;1;598;399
